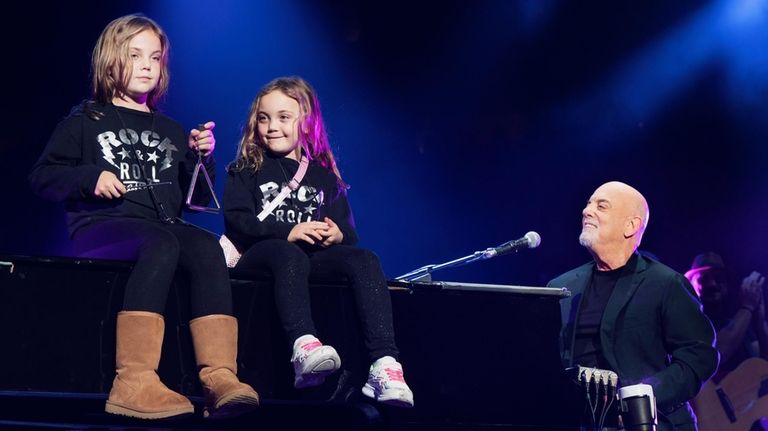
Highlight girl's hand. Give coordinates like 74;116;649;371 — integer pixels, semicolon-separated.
288;221;330;245
318;217;344;247
94;171;126;199
189;121;216;156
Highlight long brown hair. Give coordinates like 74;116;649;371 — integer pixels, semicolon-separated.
231;77;344;184
91;14;170;110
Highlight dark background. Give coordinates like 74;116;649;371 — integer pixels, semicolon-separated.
3;0;766;287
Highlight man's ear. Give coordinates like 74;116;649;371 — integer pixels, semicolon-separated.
624;216;642;238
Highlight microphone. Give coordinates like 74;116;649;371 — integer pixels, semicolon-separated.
486;231;541;258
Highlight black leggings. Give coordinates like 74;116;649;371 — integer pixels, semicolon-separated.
236;239;398;362
72;218;232;318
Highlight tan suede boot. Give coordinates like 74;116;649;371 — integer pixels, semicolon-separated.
105;311;194;419
189;314;260;419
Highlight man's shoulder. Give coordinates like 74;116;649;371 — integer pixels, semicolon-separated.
548;261;593;287
636;255;700;299
638;255;684;280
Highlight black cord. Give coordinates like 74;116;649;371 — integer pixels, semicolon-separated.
597;381;616;430
113;105;175;224
596;374;608;430
582;371;597;431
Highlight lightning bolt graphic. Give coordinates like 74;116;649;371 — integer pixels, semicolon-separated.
99;137;118;167
157;138;178;172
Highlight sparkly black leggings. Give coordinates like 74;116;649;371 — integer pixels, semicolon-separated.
236;239;398;362
72;218;233;318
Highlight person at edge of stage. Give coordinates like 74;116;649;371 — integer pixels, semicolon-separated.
685;252;767;374
548;181;718;430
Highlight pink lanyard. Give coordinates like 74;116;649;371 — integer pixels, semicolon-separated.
257;156;309;221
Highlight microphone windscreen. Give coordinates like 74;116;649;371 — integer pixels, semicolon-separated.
525;231;541;248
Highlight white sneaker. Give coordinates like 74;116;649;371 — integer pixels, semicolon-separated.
361;356;414;408
291;335;341;389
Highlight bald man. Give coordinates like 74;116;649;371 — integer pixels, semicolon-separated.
548;182;718;431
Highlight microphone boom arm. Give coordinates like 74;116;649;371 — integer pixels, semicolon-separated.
394;248;497;282
395;232;540;282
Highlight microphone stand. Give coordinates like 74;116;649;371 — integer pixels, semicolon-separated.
395;247;498;282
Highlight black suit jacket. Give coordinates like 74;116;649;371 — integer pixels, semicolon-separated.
548;253;718;430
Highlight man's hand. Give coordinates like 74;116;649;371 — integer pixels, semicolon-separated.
743;271;766;328
739;271;764;313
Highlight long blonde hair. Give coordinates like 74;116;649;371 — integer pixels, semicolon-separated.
91;14;170;110
231;77;344;184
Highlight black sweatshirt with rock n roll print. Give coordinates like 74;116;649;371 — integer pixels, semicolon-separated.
223;153;358;252
29;101;215;237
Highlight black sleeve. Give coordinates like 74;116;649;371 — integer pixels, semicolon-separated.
28;117;103;202
223;168;294;249
649;273;719;411
324;184;358;246
179;149;216;207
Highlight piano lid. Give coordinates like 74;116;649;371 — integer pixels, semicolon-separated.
388;279;571;297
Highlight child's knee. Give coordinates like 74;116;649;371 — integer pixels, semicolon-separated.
145;230;181;263
272;240;309;262
351;248;381;268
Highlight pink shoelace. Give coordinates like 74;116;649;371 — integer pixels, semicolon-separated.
383;367;405;382
301;340;322;352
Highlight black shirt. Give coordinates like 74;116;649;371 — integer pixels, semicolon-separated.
223;153;358;252
29;101;214;236
573;253;639;368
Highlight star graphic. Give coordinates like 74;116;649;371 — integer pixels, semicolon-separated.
278;200;288;208
118;148;131;160
261;198;271;210
305;204;316;214
147;151;159;163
